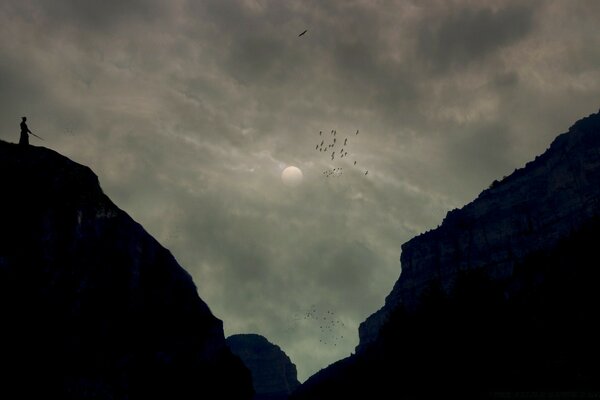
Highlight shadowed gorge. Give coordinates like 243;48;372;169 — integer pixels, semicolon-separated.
292;111;600;398
0;141;253;399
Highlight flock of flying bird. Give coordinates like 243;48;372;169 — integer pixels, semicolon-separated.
299;29;370;179
289;305;347;347
315;129;368;178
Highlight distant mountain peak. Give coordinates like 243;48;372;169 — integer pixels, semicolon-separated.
227;333;300;400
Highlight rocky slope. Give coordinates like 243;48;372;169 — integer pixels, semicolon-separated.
293;220;600;398
227;334;300;400
359;109;600;349
0;141;253;399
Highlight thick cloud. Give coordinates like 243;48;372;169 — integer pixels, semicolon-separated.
416;3;537;72
1;0;599;381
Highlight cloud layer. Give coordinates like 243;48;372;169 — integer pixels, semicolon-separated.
1;0;599;380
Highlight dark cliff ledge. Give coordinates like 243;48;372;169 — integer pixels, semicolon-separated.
0;141;253;399
359;109;600;349
227;334;300;400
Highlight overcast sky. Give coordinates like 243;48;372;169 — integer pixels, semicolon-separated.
1;0;599;381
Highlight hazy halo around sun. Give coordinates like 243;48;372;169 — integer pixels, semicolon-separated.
281;166;303;186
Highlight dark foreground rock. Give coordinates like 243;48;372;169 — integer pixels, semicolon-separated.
0;141;253;399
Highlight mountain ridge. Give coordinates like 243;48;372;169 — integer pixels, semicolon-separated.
291;108;600;398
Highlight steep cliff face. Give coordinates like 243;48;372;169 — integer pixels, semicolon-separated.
359;110;600;349
293;219;600;398
227;334;300;400
293;110;600;399
0;141;253;399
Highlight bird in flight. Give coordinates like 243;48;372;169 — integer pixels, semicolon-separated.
299;30;307;37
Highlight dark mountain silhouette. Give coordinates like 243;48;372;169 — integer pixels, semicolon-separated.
292;109;600;399
227;334;300;400
0;141;253;399
359;108;600;348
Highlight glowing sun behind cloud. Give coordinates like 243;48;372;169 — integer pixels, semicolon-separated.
281;166;303;186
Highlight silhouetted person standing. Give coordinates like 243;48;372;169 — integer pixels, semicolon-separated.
19;117;32;146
